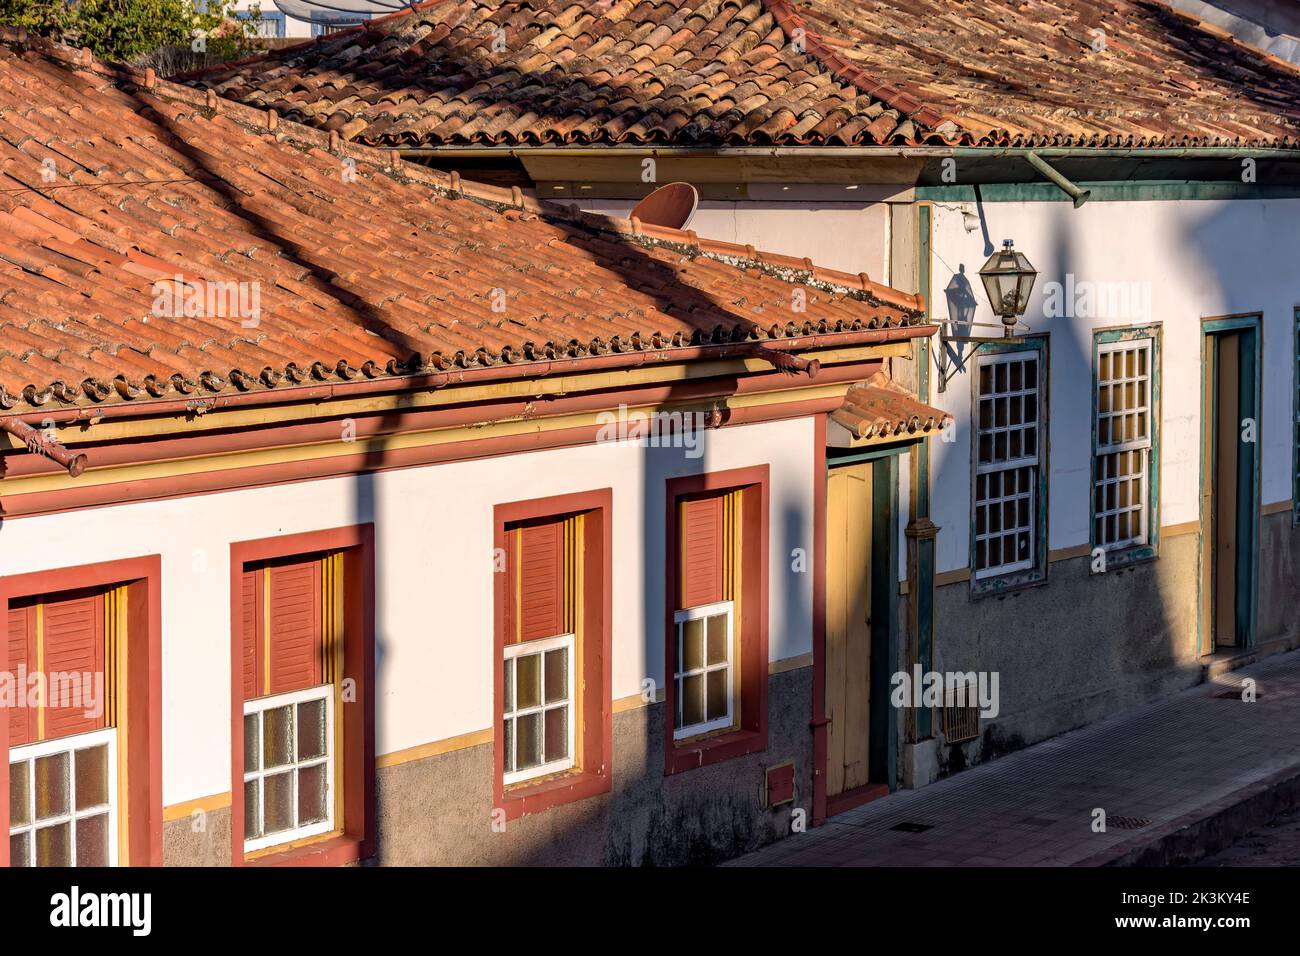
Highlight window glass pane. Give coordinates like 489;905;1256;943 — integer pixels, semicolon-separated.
681;617;704;672
543;648;568;705
706;615;728;665
76;813;110;866
515;712;542;769
10;761;30;827
10;831;31;867
503;718;514;774
35;823;71;866
244;780;262;840
74;745;109;811
34;752;69;820
297;763;327;826
543;706;568;763
263;704;294;769
244;713;260;772
516;653;541;710
503;658;513;713
706;669;728;721
263;771;295;835
681;673;704;728
297;698;327;762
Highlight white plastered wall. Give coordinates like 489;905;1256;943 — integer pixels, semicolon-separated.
924;196;1300;574
0;416;815;805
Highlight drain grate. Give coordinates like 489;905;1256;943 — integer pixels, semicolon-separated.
890;822;934;833
1109;815;1151;830
942;681;981;745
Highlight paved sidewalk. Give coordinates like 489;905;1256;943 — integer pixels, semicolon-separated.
733;650;1300;866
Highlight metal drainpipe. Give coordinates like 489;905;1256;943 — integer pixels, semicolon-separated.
1024;151;1092;207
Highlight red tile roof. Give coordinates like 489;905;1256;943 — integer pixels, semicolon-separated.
829;373;948;442
184;0;937;147
0;30;928;415
184;0;1300;150
771;0;1300;148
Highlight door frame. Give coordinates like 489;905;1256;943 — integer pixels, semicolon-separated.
815;442;902;820
1197;313;1262;656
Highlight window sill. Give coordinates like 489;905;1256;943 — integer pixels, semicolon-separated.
500;768;609;821
242;833;366;868
1089;544;1156;574
666;727;766;775
968;568;1047;600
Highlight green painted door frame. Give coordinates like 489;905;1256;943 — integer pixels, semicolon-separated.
826;444;903;790
1198;314;1262;654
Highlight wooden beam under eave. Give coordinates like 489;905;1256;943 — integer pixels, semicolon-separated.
520;154;924;189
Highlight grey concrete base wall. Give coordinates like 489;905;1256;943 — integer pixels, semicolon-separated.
374;666;812;866
1257;511;1300;644
928;533;1204;776
921;520;1300;780
163;807;232;867
162;667;812;866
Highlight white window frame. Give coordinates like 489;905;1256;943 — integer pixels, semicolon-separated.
973;349;1042;580
8;726;118;867
503;632;576;786
1094;338;1152;551
672;600;734;740
242;682;334;854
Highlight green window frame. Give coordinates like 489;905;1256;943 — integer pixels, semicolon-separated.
969;335;1050;596
1091;326;1162;569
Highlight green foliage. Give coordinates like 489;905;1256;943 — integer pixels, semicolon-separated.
0;0;263;65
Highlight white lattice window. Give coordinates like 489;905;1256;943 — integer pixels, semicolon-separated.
1095;340;1152;550
673;601;734;739
503;633;575;785
8;728;117;867
973;351;1041;578
243;683;334;853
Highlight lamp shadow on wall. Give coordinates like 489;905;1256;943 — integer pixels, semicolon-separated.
927;199;1193;784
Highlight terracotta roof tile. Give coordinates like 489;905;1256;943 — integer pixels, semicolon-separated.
770;0;1300;148
182;0;914;147
183;0;1300;150
830;374;949;441
0;30;928;414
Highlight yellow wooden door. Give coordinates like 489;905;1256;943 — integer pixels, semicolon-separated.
825;462;873;797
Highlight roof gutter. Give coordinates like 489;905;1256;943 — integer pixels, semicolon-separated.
397;145;1300;160
0;326;935;431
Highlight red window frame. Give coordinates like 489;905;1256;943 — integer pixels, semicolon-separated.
664;466;769;775
228;524;375;867
493;489;612;821
0;556;163;867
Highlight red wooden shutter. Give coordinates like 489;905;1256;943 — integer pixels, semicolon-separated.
42;591;106;740
680;495;724;609
266;558;323;695
241;569;263;700
513;521;565;643
7;605;36;746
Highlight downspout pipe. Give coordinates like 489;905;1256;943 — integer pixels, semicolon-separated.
1025;151;1091;207
0;418;88;477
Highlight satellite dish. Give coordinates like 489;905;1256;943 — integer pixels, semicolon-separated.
630;182;698;230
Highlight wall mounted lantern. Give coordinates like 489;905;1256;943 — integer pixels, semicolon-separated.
978;239;1039;337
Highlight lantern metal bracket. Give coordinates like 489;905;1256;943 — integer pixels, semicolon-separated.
933;319;1028;393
